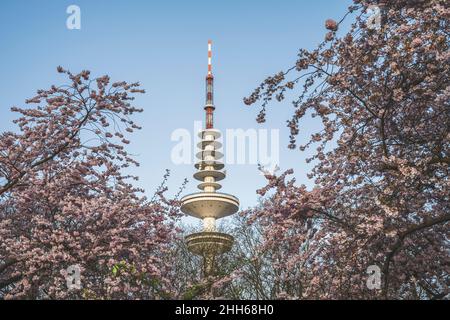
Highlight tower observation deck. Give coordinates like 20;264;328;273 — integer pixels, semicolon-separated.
180;40;239;277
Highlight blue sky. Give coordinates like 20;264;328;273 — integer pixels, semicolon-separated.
0;0;352;216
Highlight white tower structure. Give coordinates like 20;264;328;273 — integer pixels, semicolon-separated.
180;40;239;277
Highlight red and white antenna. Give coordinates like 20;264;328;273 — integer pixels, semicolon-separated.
208;40;212;76
205;40;215;129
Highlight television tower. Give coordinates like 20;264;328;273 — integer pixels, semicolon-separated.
180;40;239;277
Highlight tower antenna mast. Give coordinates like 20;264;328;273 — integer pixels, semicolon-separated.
205;40;215;129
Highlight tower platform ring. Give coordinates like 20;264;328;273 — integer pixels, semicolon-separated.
195;160;225;170
185;232;234;256
198;129;221;139
196;150;224;160
197;140;222;150
180;192;239;219
193;170;225;182
197;182;222;191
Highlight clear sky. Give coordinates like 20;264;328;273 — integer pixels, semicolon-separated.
0;0;352;218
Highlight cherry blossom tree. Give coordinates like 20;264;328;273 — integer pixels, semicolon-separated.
0;68;182;299
243;0;449;299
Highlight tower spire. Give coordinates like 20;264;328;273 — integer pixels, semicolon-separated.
208;40;212;76
205;40;215;129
